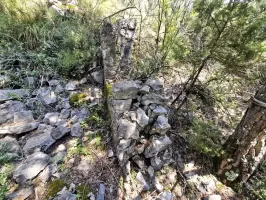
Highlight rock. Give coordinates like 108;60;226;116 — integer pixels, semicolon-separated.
48;79;60;86
141;93;168;106
51;126;70;140
147;166;154;178
52;151;67;164
107;150;114;158
132;155;146;169
145;79;163;92
0;89;30;102
69;183;76;193
71;123;82;137
80;77;88;84
151;105;168;117
150;155;163;170
0;136;20;154
14;111;34;123
112;99;132;113
91;70;104;85
6;186;34;200
154;178;163;192
71;108;90;123
55;119;68;127
204;195;222;200
136;172;150;191
0;122;39;135
0;75;10;87
151;116;171;135
65;82;77;91
139;85;150;94
117;119;139;139
13;152;49;184
117;139;132;151
57;98;71;110
38;164;58;182
54;191;77;200
158;191;174;200
88;192;96;200
23;77;37;87
144;135;172;158
55;84;65;94
59;109;70;119
37;87;57;105
0;101;25;125
112;81;140;99
43;112;59;126
23;128;56;154
135;108;149;128
55;144;67;153
96;184;105;200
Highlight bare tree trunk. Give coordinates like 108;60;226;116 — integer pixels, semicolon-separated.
218;84;266;184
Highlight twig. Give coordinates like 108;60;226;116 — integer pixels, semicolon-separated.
104;6;136;19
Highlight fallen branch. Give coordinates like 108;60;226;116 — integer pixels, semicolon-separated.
104;6;136;19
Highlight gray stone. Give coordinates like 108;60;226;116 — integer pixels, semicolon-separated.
55;144;67;153
71;108;90;123
96;184;105;200
37;87;57;105
112;99;132;113
6;186;34;200
0;136;20;154
147;166;154;178
150;155;163;170
158;191;174;200
151;105;168;117
48;80;60;86
0;89;30;102
51;126;70;140
135;108;149;128
139;85;150;94
55;84;65;94
132;155;146;169
54;191;77;200
112;81;140;99
43;112;59;126
38;164;58;182
145;79;163;91
91;70;104;85
144;136;172;158
136;172;150;191
155;179;163;192
14;111;34;123
0;101;25;125
55;119;68;127
0;75;10;87
57;98;71;110
107;150;114;158
151;116;171;135
141;93;168;106
80;77;88;84
60;109;70;119
71;123;82;137
117;119;139;139
23;129;56;154
24;77;37;87
13;152;49;184
65;82;77;91
117;139;132;151
204;195;222;200
0;122;39;135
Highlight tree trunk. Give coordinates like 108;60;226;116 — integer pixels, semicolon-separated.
218;84;266;184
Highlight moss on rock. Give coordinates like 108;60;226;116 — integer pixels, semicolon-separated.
46;179;67;199
69;93;86;107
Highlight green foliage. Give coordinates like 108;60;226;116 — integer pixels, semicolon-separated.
0;164;12;200
46;179;67;199
0;143;16;165
76;184;91;200
189;118;225;157
69;93;87;107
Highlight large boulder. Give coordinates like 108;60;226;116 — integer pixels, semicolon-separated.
112;81;140;99
13;152;49;184
0;89;30;102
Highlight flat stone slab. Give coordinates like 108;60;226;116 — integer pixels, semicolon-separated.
112;81;140;99
0;101;26;125
0;122;39;135
6;186;34;200
0;89;30;102
144;136;172;158
13;152;49;184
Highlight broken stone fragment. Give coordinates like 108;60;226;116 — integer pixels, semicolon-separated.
112;99;132;113
48;79;60;86
53;190;77;200
141;93;168;106
14;111;34;123
135;108;149;128
0;122;39;135
59;109;71;119
38;164;58;182
0;100;26;125
159;191;174;200
151;115;171;135
144;135;172;158
112;81;140;99
79;77;88;84
13;152;49;184
71;122;82;137
151;105;168;117
145;79;163;92
65;81;78;91
6;186;34;200
139;85;150;94
132;155;146;169
117;139;132;151
36;87;57;105
96;184;105;200
0;89;30;102
147;166;155;178
151;155;163;170
55;84;65;94
117;118;139;139
43;112;59;126
51;126;70;140
91;70;104;85
0;136;20;159
136;172;150;191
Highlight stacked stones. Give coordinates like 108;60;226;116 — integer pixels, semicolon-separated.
108;79;173;173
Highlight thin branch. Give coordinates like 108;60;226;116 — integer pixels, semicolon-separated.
103;6;136;19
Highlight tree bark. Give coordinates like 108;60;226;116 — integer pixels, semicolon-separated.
218;84;266;184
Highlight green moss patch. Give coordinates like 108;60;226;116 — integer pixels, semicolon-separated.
69;93;87;107
76;184;91;200
46;179;67;199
